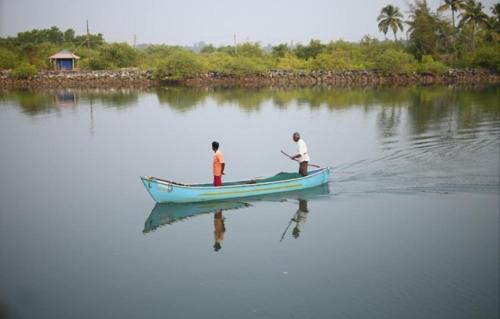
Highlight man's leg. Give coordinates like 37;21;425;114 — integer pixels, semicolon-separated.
299;162;308;176
214;175;222;186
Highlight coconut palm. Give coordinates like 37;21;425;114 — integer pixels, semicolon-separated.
377;5;405;41
492;3;500;34
437;0;466;30
458;0;489;49
483;16;499;42
492;3;500;19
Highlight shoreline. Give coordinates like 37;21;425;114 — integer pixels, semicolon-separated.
1;69;499;89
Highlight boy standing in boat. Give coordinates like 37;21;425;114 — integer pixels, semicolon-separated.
212;141;225;186
292;132;310;176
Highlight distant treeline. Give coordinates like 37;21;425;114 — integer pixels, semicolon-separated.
0;0;499;80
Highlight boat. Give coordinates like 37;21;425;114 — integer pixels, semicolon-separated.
143;183;330;233
140;167;330;203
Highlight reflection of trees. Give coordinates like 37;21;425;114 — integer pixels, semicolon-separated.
0;88;141;115
0;90;55;115
79;88;140;109
378;106;402;138
155;87;208;112
210;88;270;111
3;86;497;135
88;91;139;108
454;87;500;130
405;86;499;135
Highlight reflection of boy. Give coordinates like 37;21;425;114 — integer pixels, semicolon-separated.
213;211;225;251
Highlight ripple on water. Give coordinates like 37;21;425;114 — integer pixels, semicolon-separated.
334;114;499;196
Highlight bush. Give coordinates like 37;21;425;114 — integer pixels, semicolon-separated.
294;40;326;60
236;42;266;58
374;49;416;73
310;50;365;71
201;52;269;75
276;53;309;70
223;56;268;75
202;52;235;73
153;51;205;80
97;43;139;69
416;55;448;74
87;55;112;70
473;45;500;72
10;63;38;79
0;48;18;69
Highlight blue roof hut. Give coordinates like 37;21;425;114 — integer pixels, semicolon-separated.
49;50;80;70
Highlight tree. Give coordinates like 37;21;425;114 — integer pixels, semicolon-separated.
491;3;500;34
492;3;500;20
406;1;442;59
437;0;466;31
97;43;139;68
377;5;405;41
293;40;325;59
458;0;489;50
483;16;499;42
153;50;206;80
272;44;290;58
64;29;75;42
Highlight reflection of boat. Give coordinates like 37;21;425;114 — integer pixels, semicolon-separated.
143;201;250;233
143;183;330;233
141;168;330;203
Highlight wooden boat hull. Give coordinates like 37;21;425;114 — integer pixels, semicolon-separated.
140;168;330;203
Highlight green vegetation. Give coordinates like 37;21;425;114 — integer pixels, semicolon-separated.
154;51;205;80
10;63;38;79
0;0;498;80
377;5;405;41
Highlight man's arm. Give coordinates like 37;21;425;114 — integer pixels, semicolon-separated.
221;163;225;175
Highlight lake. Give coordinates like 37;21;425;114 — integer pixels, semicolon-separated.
0;86;499;319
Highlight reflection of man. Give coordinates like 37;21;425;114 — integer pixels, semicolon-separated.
213;210;225;251
292;200;309;239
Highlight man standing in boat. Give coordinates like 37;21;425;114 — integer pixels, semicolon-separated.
292;132;310;176
212;141;225;186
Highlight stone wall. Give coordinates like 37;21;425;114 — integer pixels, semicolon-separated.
183;69;500;87
0;69;158;88
1;69;498;88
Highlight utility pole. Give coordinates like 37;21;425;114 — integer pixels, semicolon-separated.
133;34;137;48
86;20;90;49
233;34;237;55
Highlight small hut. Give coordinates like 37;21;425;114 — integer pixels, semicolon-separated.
49;50;80;71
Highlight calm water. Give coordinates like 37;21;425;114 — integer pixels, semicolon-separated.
0;86;499;319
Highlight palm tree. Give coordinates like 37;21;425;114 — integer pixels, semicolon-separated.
492;3;500;32
458;0;489;50
437;0;466;31
492;3;500;19
377;5;405;41
483;16;499;42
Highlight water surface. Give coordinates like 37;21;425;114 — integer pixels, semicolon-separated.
0;86;498;319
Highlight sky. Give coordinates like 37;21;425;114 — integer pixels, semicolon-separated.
0;0;498;46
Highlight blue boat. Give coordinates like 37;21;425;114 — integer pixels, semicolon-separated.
140;167;330;203
143;183;330;233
